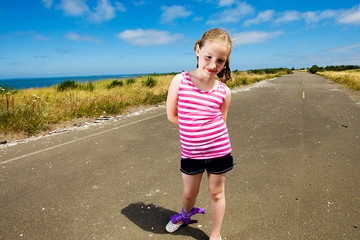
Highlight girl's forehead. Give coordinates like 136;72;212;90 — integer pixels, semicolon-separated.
201;41;230;55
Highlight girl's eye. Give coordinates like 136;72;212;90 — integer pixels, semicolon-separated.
218;59;225;63
206;56;211;59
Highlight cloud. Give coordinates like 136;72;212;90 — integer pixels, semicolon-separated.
89;0;117;22
331;43;360;53
55;48;73;54
232;31;283;45
65;32;103;44
302;10;336;24
133;1;146;7
219;0;236;7
117;29;182;46
160;5;192;24
33;34;51;41
41;0;53;9
54;0;124;23
58;0;89;16
207;1;254;25
274;11;301;24
337;5;360;25
14;31;50;41
244;9;275;26
115;2;126;12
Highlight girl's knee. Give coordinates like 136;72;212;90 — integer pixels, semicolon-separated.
183;190;198;201
208;188;225;201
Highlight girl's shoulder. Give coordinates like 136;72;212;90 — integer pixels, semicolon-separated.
218;81;231;93
171;72;183;84
168;72;184;93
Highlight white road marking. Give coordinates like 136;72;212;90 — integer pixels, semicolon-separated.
0;112;166;165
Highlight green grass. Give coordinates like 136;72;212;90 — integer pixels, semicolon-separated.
0;69;292;138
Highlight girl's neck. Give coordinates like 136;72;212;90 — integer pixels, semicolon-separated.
188;70;218;92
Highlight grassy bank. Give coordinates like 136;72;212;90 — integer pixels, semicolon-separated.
0;69;291;138
316;69;360;91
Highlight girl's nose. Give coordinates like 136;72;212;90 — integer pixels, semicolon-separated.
210;61;217;69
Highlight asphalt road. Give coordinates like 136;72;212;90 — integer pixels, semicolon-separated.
1;72;359;240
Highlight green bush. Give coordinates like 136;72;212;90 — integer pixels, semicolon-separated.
144;76;157;87
126;78;136;85
107;80;124;89
81;82;95;91
309;65;323;74
57;80;78;91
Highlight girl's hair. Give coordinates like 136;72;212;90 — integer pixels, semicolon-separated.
194;28;232;83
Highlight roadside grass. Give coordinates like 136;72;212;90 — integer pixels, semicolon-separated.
0;69;291;138
317;70;360;91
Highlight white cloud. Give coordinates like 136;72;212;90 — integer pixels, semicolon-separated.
117;29;182;46
232;31;283;45
274;11;301;24
15;31;50;41
115;2;126;12
331;43;360;53
160;5;192;24
34;34;50;41
58;0;89;16
133;1;146;7
219;0;236;7
337;5;360;25
89;0;117;23
244;9;275;26
207;1;254;25
302;10;336;24
65;32;103;44
41;0;53;9
55;0;124;23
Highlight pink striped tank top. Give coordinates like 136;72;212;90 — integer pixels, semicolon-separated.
177;71;232;159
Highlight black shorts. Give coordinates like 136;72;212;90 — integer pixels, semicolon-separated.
180;153;235;175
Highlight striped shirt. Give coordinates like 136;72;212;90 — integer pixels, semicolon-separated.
177;71;232;159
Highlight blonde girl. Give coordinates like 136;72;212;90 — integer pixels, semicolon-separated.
165;28;234;240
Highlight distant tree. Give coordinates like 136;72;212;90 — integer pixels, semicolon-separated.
309;65;323;74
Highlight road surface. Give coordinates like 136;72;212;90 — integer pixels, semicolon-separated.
1;72;359;239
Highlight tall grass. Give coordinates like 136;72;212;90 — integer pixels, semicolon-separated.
317;70;360;91
0;69;291;137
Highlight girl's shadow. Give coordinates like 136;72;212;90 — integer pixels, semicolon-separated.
121;202;208;239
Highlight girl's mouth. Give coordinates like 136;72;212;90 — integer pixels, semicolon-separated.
206;68;215;73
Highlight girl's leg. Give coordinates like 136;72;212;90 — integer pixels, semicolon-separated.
207;172;226;240
182;172;203;213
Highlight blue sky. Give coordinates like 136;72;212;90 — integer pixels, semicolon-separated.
1;0;360;79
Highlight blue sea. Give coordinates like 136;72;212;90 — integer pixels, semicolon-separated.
0;74;147;90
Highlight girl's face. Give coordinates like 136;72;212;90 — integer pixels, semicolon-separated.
196;41;229;77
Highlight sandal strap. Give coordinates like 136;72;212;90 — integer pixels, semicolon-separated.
170;207;206;224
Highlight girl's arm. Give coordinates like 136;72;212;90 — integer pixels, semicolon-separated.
220;85;231;122
166;74;181;124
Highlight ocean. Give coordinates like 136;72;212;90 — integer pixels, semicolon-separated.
0;74;147;90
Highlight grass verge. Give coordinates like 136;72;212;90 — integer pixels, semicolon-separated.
316;70;360;91
0;69;291;138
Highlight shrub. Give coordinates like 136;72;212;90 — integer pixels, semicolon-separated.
57;80;78;91
309;65;323;74
126;78;136;85
81;82;95;91
107;80;124;89
144;76;156;87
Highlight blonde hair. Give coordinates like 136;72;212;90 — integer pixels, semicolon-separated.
194;28;232;83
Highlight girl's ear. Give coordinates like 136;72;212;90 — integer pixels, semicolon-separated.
195;44;200;57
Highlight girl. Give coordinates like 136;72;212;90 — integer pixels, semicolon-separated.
165;28;234;240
